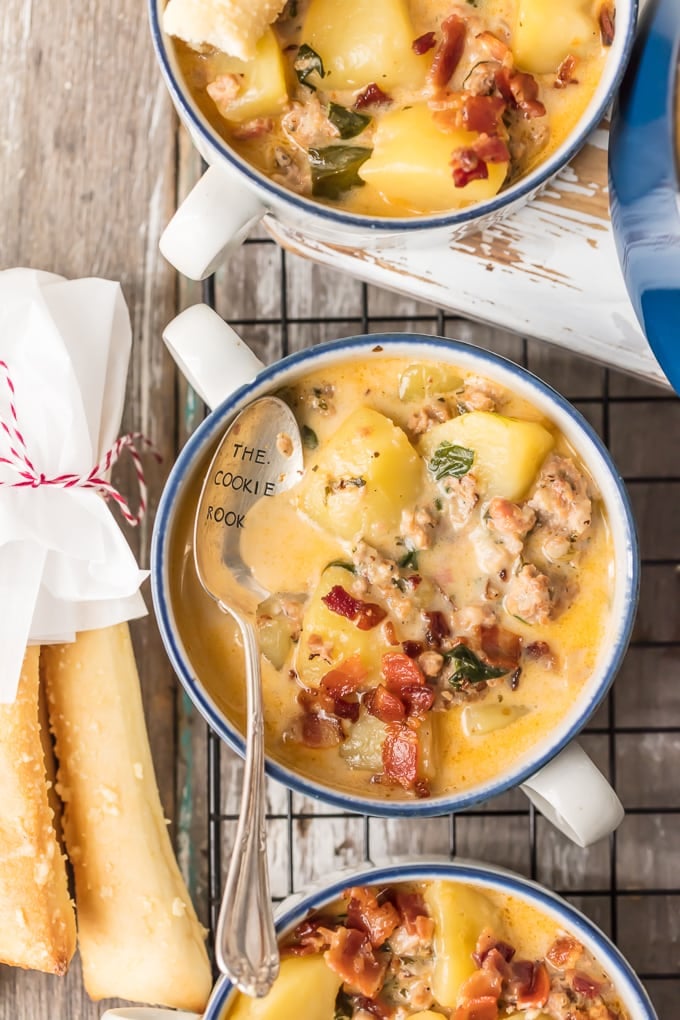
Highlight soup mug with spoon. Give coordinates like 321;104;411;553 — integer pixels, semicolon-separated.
150;305;638;849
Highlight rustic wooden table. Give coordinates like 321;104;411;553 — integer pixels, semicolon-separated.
1;0;678;1018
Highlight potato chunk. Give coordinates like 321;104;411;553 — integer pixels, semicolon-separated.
359;106;508;214
513;0;599;75
302;0;428;90
208;28;288;123
420;411;554;501
227;954;341;1018
424;880;504;1007
295;566;384;687
462;702;529;736
296;407;424;546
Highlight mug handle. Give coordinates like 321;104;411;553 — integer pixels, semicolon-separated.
163;304;265;410
520;741;624;847
159;165;266;280
101;1010;201;1019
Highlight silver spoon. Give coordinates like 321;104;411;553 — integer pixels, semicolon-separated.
193;396;304;997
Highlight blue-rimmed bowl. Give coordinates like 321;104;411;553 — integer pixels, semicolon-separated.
151;330;639;842
609;0;680;394
149;0;638;280
199;857;656;1020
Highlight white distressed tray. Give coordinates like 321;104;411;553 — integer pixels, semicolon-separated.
267;123;668;389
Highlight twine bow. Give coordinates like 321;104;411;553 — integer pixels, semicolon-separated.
0;359;161;526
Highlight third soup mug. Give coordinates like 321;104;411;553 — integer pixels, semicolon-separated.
151;307;639;846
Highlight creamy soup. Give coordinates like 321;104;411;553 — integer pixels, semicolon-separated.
225;878;629;1019
170;0;616;216
169;356;613;801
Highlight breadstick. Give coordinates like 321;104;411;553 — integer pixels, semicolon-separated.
163;0;286;60
43;624;212;1010
0;646;76;975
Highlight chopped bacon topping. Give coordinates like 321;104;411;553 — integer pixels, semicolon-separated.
400;683;435;719
390;890;434;939
524;639;555;665
412;31;436;55
382;652;426;693
512;960;551;1008
453;997;499;1020
546;934;583;968
572;970;603;997
474;928;516;967
461;966;503;1001
599;3;616;45
475;29;510;62
423;610;450;646
322;585;387;630
495;66;546;119
346;886;400;948
555;54;579;88
461;94;506;135
285;915;337;955
355;83;392;109
382;722;419;789
479;623;521;672
451;147;489;188
324;926;388;999
430;14;466;87
299;710;343;748
319;655;366;699
366;684;406;723
402;640;425;659
353;996;394;1019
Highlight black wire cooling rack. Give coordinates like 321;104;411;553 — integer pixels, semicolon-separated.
201;237;680;1019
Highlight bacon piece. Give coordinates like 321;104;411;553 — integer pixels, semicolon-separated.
400;683;434;719
546;934;583;969
460;966;503;1001
355;83;392;109
412;31;436;55
461;95;506;135
382;723;419;789
391;891;434;940
424;610;450;647
474;928;517;967
322;585;387;630
512;960;551;1008
524;640;555;665
480;624;521;672
382;652;426;693
475;29;510;62
402;640;425;659
299;711;343;748
286;915;337;955
430;14;466;87
599;3;615;45
345;886;400;948
571;971;603;997
366;684;406;724
453;996;499;1020
471;133;510;164
555;54;579;88
451;147;488;188
495;67;546;119
324;927;388;999
320;656;366;699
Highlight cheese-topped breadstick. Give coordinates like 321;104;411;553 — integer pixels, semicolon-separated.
0;646;76;975
163;0;286;60
43;624;212;1011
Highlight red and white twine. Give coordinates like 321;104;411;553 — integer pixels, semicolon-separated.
0;359;161;526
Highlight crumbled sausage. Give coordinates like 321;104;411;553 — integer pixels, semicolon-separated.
282;96;338;147
504;564;553;624
353;541;413;623
457;374;502;412
400;506;437;551
407;401;452;436
529;454;592;560
442;472;479;528
206;74;241;116
486;497;536;555
417;650;444;677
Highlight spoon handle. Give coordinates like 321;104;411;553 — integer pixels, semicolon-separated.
215;614;280;997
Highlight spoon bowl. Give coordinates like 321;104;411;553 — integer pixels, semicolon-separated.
193;395;304;996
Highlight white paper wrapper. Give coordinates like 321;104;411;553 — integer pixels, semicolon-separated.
0;269;148;702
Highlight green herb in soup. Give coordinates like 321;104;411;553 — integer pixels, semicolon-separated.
167;0;615;216
225;879;630;1019
169;357;612;802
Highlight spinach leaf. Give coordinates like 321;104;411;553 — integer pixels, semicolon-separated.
446;645;508;689
309;145;372;199
429;441;474;480
325;560;356;574
302;424;318;449
399;548;419;570
328;102;371;139
294;44;325;90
